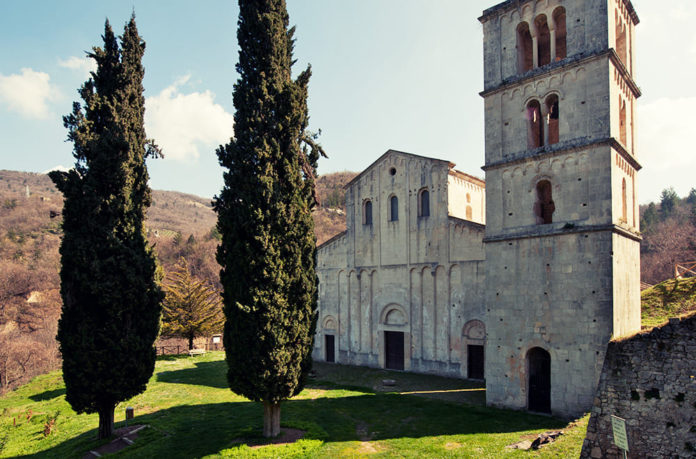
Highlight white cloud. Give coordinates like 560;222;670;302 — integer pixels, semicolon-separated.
145;76;234;162
0;68;58;119
637;96;696;202
58;56;96;77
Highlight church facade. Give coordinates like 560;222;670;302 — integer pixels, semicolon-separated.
313;0;642;419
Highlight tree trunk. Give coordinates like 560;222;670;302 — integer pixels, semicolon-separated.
188;334;194;350
98;405;115;439
263;401;281;438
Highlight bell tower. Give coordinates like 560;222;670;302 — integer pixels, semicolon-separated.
479;0;641;417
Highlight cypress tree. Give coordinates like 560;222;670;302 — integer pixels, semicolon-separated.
49;16;163;439
215;0;324;438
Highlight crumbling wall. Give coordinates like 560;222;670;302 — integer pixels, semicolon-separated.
580;314;696;458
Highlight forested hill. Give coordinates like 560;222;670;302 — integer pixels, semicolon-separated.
0;168;356;392
639;187;696;285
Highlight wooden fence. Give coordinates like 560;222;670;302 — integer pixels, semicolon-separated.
674;261;696;279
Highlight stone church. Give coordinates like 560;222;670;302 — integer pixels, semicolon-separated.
313;0;642;418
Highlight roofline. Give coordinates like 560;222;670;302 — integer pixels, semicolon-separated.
479;0;639;25
448;216;486;231
317;230;347;250
343;149;453;190
449;169;486;187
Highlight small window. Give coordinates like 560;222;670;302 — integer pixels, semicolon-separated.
535;15;551;67
546;95;559;145
390;196;399;221
517;22;533;73
527;100;544;149
621;178;627;223
534;180;555;224
389;167;397;176
419;189;430;217
363;200;372;225
615;10;627;67
466;206;473;220
619;97;627;146
553;7;567;61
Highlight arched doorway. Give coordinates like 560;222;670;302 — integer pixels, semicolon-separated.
527;347;551;413
379;304;409;371
322;316;337;363
462;320;486;380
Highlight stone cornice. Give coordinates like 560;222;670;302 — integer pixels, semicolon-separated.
479;0;639;25
480;50;641;99
481;137;642;172
484;223;642;244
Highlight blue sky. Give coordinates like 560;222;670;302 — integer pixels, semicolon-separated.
1;0;694;203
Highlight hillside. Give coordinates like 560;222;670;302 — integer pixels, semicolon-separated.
313;171;356;244
639;187;696;284
641;276;696;329
0;169;355;392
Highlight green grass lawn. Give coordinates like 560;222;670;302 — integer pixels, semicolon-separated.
0;352;588;458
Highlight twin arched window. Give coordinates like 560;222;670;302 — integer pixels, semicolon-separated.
517;7;566;74
527;94;559;149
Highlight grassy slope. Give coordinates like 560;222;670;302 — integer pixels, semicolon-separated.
641;276;696;329
0;352;588;458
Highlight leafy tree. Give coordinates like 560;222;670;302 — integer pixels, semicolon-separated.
161;258;224;350
686;188;696;205
49;17;163;439
215;0;325;438
641;202;659;232
659;187;679;219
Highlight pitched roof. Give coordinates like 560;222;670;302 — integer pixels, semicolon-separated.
343;149;455;190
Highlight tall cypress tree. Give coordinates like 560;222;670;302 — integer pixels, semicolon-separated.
215;0;324;438
49;17;163;440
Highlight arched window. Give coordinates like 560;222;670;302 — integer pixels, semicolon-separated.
527;100;544;149
621;178;627;223
619;97;627;146
389;195;398;222
363;200;372;225
419;189;430;217
546;94;559;145
534;180;555;224
527;347;551;413
466;206;473;220
535;15;551;67
517;22;533;73
553;7;566;61
615;10;627;67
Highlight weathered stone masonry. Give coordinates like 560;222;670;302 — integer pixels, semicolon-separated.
580;314;696;458
313;0;643;420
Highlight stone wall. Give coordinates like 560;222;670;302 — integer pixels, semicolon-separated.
580;314;696;458
313;150;488;378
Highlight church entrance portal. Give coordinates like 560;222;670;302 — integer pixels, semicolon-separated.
384;331;404;370
527;347;551;413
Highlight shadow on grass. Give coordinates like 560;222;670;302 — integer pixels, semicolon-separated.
20;393;567;458
156;360;228;389
29;387;66;402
